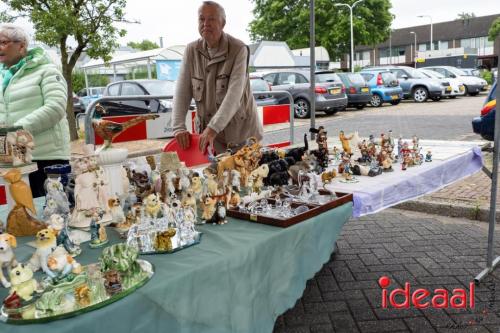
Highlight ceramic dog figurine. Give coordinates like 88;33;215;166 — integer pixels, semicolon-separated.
181;189;197;216
201;196;217;221
108;197;126;225
28;228;58;278
154;228;177;252
230;170;241;192
0;233;18;288
143;193;163;219
249;164;269;193
205;172;219;197
9;263;38;301
189;173;203;200
207;201;227;225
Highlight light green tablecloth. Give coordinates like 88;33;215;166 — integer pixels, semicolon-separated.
0;200;353;333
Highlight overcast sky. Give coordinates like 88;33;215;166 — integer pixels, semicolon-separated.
114;0;500;46
6;0;500;47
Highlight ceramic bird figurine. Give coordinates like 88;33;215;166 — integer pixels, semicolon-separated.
92;104;160;150
3;168;46;236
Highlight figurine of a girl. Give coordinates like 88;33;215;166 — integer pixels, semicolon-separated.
89;209;108;248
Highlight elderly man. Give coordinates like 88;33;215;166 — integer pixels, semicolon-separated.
0;24;69;197
172;1;263;154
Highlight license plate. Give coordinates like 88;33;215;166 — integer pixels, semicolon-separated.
361;87;369;93
459;86;464;92
391;95;398;100
330;88;341;94
446;86;452;92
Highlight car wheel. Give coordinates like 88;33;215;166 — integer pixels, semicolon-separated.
370;94;383;107
449;96;457;99
431;96;441;101
463;85;469;96
390;100;401;105
356;104;365;110
294;98;311;118
469;92;479;96
412;87;428;103
324;109;337;115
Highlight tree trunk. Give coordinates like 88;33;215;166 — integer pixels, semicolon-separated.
61;63;78;141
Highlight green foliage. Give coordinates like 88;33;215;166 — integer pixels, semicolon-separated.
127;40;159;51
457;12;476;20
72;70;110;93
488;17;500;42
125;66;157;80
1;0;132;140
353;65;363;72
480;70;493;85
249;0;393;61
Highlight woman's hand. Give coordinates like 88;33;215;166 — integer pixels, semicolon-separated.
175;130;191;150
199;127;217;154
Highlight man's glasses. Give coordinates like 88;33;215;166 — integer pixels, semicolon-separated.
0;40;20;47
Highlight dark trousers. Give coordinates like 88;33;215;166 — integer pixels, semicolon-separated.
29;160;69;198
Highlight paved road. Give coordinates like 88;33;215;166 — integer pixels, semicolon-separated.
263;93;488;146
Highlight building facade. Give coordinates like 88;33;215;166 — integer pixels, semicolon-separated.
343;14;499;70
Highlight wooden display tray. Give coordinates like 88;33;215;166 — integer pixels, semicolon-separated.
227;191;353;228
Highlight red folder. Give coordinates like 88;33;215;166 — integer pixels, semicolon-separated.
163;134;210;167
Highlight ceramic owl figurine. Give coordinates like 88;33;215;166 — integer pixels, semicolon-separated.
3;168;46;236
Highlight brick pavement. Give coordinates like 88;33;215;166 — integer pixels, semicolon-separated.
273;209;500;333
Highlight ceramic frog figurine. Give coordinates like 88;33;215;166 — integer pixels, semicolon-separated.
99;244;144;289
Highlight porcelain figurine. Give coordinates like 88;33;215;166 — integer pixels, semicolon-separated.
164;170;178;197
143;193;163;219
321;170;337;184
46;246;83;281
204;172;219;196
9;263;38;301
48;214;81;256
201;196;217;221
28;228;58;278
379;151;393;172
207;201;227;225
0;233;18;288
425;151;432;162
369;159;383;177
130;169;152;202
74;284;91;306
249;164;269;193
103;270;122;296
189;172;203;200
5;129;34;166
99;243;145;289
108;197;126;225
228;186;241;208
181;189;197;216
4;168;46;237
89;209;108;249
154;228;177;251
177;167;191;193
339;130;353;156
397;136;403;161
44;177;70;216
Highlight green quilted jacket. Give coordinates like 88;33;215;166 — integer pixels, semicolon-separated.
0;47;70;160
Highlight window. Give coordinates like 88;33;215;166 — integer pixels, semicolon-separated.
295;73;308;83
432;68;447;77
418;43;428;52
121;83;143;96
316;73;340;83
360;73;374;81
262;73;277;86
278;73;296;85
438;41;449;50
106;84;120;96
391;69;407;78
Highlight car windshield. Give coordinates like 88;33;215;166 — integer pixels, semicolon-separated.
316;73;340;83
250;78;270;91
346;73;366;84
448;67;467;76
403;67;426;79
419;69;444;79
381;72;397;84
140;80;175;97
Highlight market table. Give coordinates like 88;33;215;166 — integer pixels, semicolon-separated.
322;139;484;217
0;199;353;333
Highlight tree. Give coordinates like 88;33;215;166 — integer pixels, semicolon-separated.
1;0;133;140
72;70;110;93
457;12;476;20
249;0;393;62
488;17;500;41
127;39;159;51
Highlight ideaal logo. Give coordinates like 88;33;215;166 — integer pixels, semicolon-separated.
378;276;475;309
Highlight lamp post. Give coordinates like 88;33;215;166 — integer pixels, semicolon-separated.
389;29;392;64
410;31;417;68
335;0;364;72
417;15;433;50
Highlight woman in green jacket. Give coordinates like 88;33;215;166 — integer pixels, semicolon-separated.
0;24;70;197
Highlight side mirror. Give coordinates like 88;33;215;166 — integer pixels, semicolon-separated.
449;73;456;78
401;75;409;80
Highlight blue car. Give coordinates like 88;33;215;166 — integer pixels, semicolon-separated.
472;81;496;141
360;70;403;107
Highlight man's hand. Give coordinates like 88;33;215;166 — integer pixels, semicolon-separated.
175;130;191;150
199;127;217;154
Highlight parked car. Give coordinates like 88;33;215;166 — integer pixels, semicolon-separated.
417;68;465;98
364;66;444;102
77;86;106;110
330;72;371;109
249;76;280;107
460;68;481;77
472;80;496;141
359;70;403;107
72;92;84;113
423;66;487;96
101;79;175;116
253;70;347;118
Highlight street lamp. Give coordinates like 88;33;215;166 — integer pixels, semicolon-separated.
417;15;433;51
410;31;417;68
335;0;364;72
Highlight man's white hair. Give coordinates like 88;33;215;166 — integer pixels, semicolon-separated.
200;1;226;24
0;24;29;46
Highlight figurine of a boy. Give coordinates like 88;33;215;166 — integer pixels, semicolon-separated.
425;151;432;162
89;209;108;248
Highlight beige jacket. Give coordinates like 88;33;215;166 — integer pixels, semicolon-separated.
172;33;263;152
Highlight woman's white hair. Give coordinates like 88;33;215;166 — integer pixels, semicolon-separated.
0;24;30;46
200;1;226;24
